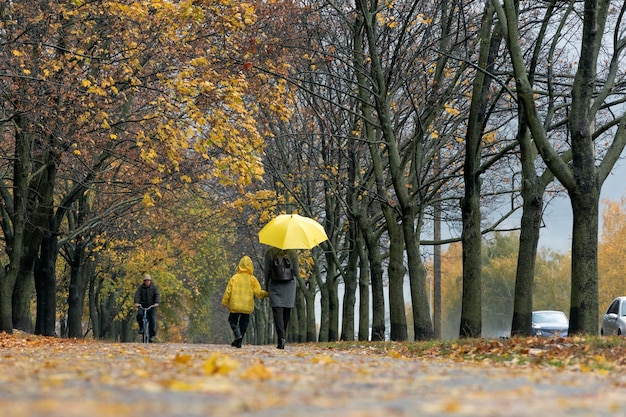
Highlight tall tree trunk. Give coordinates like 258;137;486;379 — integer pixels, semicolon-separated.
356;0;439;342
509;0;559;337
316;267;330;342
1;117;33;333
89;273;100;339
12;267;34;332
433;196;442;339
460;192;482;338
352;6;385;342
326;272;340;342
253;301;267;345
387;217;407;341
352;182;386;342
12;189;48;332
341;220;358;341
67;192;93;338
33;140;58;337
98;290;118;339
0;266;17;333
496;0;622;336
568;176;600;333
300;258;318;343
67;242;87;338
564;0;606;334
511;120;550;336
406;238;432;340
363;229;385;341
357;232;370;341
293;282;306;342
13;135;55;333
304;277;316;342
34;232;58;336
511;180;542;336
460;2;500;338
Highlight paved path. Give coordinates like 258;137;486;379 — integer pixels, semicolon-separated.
0;341;624;417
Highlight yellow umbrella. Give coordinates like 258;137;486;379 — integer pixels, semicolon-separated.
258;214;328;249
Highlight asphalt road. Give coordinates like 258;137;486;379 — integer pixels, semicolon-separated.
0;341;624;417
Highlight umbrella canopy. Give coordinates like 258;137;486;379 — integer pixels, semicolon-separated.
258;214;328;250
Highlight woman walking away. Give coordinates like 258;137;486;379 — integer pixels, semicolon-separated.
264;247;299;349
222;255;268;348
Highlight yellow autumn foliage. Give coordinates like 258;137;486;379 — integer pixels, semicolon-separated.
240;362;273;380
203;353;240;375
599;198;626;312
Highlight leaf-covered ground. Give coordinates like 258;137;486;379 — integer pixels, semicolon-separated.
1;332;626;417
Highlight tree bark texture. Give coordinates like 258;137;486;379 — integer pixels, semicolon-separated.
67;243;88;338
34;232;58;336
511;179;543;337
459;2;499;338
388;217;408;341
341;220;359;341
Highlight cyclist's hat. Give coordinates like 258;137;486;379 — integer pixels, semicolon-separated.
143;274;152;281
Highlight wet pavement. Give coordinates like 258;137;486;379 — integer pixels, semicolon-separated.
0;341;624;417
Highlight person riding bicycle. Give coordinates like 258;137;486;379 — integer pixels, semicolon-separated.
134;273;161;342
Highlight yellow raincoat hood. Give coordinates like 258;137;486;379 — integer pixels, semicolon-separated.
237;256;254;275
221;256;268;314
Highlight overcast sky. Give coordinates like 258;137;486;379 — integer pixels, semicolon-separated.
539;161;626;253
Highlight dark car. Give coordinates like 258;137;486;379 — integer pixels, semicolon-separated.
531;310;569;337
601;296;626;336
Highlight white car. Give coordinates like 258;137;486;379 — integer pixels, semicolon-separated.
601;296;626;336
531;310;569;337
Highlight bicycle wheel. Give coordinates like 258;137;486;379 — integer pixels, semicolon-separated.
143;317;150;343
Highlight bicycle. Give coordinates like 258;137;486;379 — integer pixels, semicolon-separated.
137;304;156;343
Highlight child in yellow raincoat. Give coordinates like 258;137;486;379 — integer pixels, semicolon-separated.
222;255;269;348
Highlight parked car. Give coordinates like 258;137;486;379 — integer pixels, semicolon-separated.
601;296;626;336
531;310;569;337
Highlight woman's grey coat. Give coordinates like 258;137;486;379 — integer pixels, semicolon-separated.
264;247;298;308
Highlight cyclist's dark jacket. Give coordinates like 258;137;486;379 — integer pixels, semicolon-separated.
134;282;161;307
